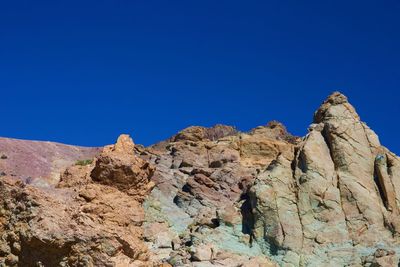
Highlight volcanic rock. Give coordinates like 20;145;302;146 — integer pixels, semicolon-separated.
91;134;155;202
250;92;400;266
1;92;400;266
0;135;154;266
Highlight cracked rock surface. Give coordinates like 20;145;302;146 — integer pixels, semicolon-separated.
1;92;400;266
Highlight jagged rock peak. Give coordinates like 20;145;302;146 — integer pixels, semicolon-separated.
248;91;400;266
314;91;360;123
323;91;348;105
114;134;135;153
91;134;155;201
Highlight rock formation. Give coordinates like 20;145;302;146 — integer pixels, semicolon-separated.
1;92;399;266
0;135;154;266
90;134;155;202
250;92;400;266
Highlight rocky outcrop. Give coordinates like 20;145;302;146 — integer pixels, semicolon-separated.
1;92;400;266
172;125;238;142
250;92;400;266
91;134;155;202
140;92;400;266
0;135;154;266
140;123;298;265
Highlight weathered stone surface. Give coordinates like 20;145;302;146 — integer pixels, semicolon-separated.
0;135;154;266
91;134;155;202
172;124;238;142
251;152;304;254
1;93;400;266
137;122;300;266
249;92;400;266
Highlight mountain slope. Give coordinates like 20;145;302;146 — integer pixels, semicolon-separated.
0;137;101;186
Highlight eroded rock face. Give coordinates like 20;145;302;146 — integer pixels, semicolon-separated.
141;123;299;266
0;135;154;266
172;125;238;142
1;92;400;266
250;92;400;266
91;134;155;202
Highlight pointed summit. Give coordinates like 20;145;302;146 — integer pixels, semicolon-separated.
91;134;154;201
314;91;360;123
114;134;135;154
322;91;348;105
285;91;400;256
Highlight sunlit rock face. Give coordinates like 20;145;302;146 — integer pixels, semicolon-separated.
1;92;400;266
0;135;154;267
250;92;400;266
91;134;155;202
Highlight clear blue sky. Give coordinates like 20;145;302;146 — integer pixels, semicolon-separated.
1;1;399;154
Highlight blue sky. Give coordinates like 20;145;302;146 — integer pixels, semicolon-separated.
0;0;399;154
